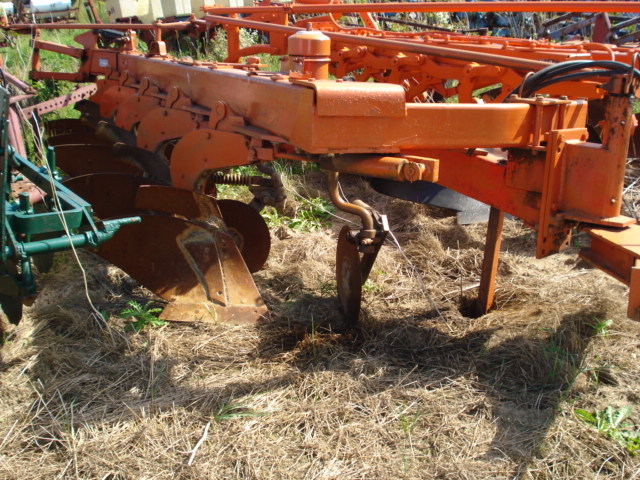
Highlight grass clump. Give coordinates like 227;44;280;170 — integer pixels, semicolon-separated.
262;197;334;232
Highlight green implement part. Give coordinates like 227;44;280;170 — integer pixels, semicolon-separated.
0;85;139;324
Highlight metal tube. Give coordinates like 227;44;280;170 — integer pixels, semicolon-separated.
3;217;140;257
326;172;374;231
0;68;34;93
6;21;191;30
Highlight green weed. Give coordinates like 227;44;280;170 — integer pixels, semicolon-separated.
399;410;420;436
261;197;334;232
273;159;319;176
588;318;613;337
319;281;335;297
362;279;383;295
575;405;640;455
119;301;165;332
539;327;579;384
289;197;334;230
260;206;286;228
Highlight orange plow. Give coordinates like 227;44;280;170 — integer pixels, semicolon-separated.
2;1;640;325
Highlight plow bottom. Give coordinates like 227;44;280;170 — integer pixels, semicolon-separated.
98;215;267;323
50;123;270;323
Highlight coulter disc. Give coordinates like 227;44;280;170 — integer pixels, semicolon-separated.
134;185;223;221
0;262;22;325
112;143;171;184
44;118;94;138
217;199;271;273
55;144;144;178
0;294;22;325
46;132;112;147
63;173;162;219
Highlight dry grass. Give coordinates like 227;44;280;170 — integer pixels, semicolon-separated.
1;172;640;480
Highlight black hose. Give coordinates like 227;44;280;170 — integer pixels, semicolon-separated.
508;60;640;99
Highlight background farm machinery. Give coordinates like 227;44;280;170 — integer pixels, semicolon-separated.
1;1;78;23
1;1;640;328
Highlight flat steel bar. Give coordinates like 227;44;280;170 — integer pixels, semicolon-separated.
21;84;97;116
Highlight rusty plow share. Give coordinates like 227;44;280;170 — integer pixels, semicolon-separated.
44;124;269;324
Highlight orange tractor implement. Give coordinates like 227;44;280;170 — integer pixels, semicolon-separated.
2;1;640;323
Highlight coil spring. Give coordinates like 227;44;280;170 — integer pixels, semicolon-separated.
209;172;255;186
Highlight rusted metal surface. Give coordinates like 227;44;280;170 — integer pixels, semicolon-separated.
207;14;551;73
97;215;267;323
217;199;271;274
43;118;94;137
46;132;111;147
336;225;362;323
21;84;97;117
62;174;268;323
203;2;640;15
132;185;221;220
7;107;26;157
54;144;145;177
475;207;505;316
62;173;162;219
0;67;34;93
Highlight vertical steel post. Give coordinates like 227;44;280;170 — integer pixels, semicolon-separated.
476;206;505;315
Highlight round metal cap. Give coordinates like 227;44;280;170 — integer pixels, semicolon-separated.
288;30;331;57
